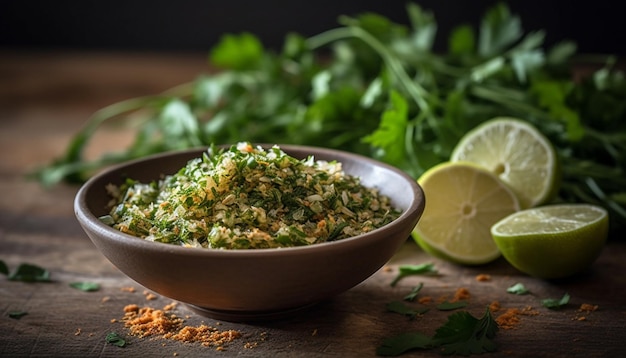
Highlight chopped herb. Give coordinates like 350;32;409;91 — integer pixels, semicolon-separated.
507;283;530;295
102;143;401;249
8;263;51;283
542;293;571;309
403;283;424;302
70;282;101;292
390;263;437;287
8;311;28;319
432;308;498;355
436;300;469;311
106;332;127;347
0;260;8;276
386;301;429;320
377;307;498;356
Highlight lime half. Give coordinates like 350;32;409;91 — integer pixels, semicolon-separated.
491;204;608;279
451;117;559;209
412;161;520;265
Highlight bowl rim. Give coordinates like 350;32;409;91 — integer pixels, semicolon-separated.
75;144;425;257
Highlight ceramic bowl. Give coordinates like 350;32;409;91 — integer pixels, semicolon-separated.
74;144;425;321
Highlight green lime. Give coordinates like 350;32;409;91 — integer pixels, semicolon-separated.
412;161;520;265
491;204;608;279
451;117;559;209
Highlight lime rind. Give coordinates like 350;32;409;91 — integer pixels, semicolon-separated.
413;161;520;265
491;204;608;279
451;117;559;209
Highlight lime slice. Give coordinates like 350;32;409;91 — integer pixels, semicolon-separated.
491;204;608;279
412;162;521;265
450;117;559;209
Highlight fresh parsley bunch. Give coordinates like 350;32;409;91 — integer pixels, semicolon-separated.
34;2;626;233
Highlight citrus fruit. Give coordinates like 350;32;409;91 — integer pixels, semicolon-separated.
412;161;521;265
450;117;559;209
491;204;608;279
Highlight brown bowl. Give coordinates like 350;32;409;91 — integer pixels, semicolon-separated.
74;144;425;321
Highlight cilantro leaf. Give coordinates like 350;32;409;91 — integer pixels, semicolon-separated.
70;282;101;292
8;263;51;283
403;283;424;301
506;283;530;295
9;311;28;319
390;263;437;287
386;301;429;320
106;332;127;347
436;301;469;311
376;332;433;356
432;307;498;355
0;260;8;276
209;32;264;71
362;91;409;167
542;293;570;309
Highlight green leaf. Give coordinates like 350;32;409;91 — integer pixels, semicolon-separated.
362;91;409;167
478;3;522;57
209;32;264;70
390;262;437;287
386;301;429;320
106;332;127;347
8;311;28;319
506;283;530;295
542;293;570;309
376;332;433;356
448;24;475;56
158;99;202;148
8;263;51;283
0;260;8;276
403;283;424;301
436;300;469;311
432;307;498;355
70;282;101;292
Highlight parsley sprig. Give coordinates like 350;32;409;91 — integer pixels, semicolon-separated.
32;2;626;233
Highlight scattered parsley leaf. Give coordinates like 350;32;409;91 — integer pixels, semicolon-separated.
403;283;424;301
386;301;429;320
436;300;469;311
542;293;570;309
506;283;530;295
376;332;433;356
8;311;28;319
390;263;437;287
432;307;499;355
8;263;51;283
70;282;101;292
106;332;127;347
0;260;8;276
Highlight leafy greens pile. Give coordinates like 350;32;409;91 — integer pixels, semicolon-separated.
34;2;626;233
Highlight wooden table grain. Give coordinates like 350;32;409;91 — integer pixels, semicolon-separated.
1;51;625;358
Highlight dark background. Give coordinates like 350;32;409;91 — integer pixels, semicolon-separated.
1;0;624;55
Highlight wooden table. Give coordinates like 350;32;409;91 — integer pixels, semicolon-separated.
1;51;625;357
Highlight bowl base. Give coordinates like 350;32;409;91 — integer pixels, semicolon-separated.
186;302;321;322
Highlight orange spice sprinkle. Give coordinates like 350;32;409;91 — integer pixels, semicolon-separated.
475;274;491;282
452;287;470;302
121;287;136;293
418;296;433;305
121;304;242;348
489;301;501;312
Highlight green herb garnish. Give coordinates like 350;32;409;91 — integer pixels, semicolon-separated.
506;283;530;295
70;282;101;292
403;283;424;302
0;260;8;276
436;300;469;311
8;263;51;283
386;301;429;320
8;311;28;319
376;307;498;356
542;293;570;309
390;263;437;287
105;332;127;347
32;2;626;235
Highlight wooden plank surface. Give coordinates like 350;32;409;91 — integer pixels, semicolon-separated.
1;51;625;357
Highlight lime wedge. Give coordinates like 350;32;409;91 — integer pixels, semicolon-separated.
491;204;608;279
412;162;520;265
451;117;559;209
